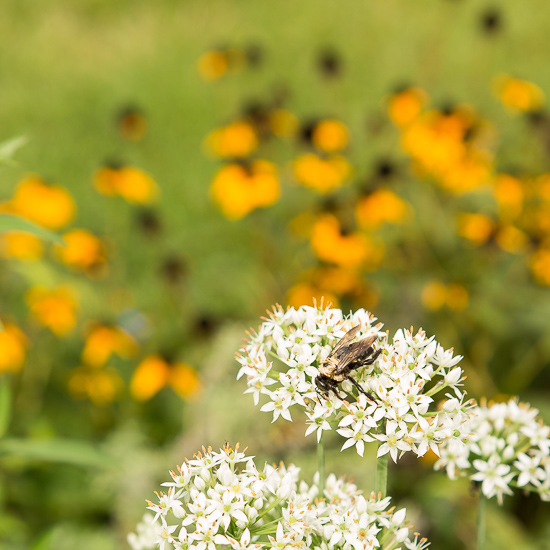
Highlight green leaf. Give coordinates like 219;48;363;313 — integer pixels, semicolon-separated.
0;378;11;438
30;530;55;550
0;136;27;165
0;438;117;468
0;214;65;245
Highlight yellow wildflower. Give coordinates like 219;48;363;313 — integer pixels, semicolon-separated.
26;286;77;336
0;322;27;373
210;160;280;220
292;154;351;193
0;233;43;260
494;75;545;112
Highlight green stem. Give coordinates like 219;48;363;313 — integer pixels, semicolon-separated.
477;492;486;550
317;432;325;497
375;449;388;498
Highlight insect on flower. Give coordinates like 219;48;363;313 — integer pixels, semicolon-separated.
315;324;381;402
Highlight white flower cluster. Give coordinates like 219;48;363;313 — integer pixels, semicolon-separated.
128;444;429;550
435;398;550;504
237;304;472;462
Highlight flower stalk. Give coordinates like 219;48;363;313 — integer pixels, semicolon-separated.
477;492;486;550
376;448;389;499
317;431;325;496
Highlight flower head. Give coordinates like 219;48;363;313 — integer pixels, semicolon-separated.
130;443;429;550
237;304;472;462
435;398;550;503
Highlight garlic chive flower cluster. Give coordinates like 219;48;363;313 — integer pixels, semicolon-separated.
236;304;472;462
435;398;550;504
128;443;430;550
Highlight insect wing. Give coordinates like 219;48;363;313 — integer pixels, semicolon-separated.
333;335;378;375
328;324;361;358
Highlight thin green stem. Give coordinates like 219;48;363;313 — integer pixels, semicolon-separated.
477;492;486;550
317;432;325;497
375;449;388;498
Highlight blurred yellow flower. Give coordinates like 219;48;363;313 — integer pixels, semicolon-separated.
3;175;76;229
169;362;202;401
493;174;524;220
494;75;545;112
421;281;447;310
206;121;258;158
269;109;299;138
287;283;339;309
68;365;124;406
94;166;158;204
445;283;469;311
495;224;529;254
0;233;43;260
355;189;409;230
130;355;201;402
421;281;468;311
401;108;492;193
26;286;77;336
312;119;349;153
531;246;550;285
457;213;495;246
0;322;27;373
210;160;280;220
198;50;229;81
292;154;351;193
117;107;147;141
130;355;170;401
56;229;106;272
81;324;138;368
388;87;427;127
310;214;383;269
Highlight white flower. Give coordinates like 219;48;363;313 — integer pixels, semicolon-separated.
436;398;550;503
130;443;430;550
238;304;471;462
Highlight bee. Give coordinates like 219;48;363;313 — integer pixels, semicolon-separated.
315;324;381;402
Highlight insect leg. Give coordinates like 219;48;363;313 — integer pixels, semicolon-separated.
345;375;378;403
361;348;382;366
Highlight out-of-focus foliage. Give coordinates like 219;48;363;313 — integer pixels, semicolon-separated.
1;0;550;548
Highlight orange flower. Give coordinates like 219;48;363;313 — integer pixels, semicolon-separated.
355;189;410;230
206;121;258;158
421;281;447;311
198;50;229;81
130;355;171;401
494;75;545;112
310;214;383;269
531;246;550;286
56;229;105;272
130;355;201;402
388;87;427;127
421;281;469;311
169;362;202;401
210;160;280;220
5;175;75;229
117;107;147;141
94;166;158;204
457;213;495;246
311;120;349;153
0;233;43;260
81;324;138;368
68;365;124;406
26;286;77;336
0;322;27;373
494;224;529;254
292;154;351;193
269;109;299;138
287;283;339;309
493;174;524;220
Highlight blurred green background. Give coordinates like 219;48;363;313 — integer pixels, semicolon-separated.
1;0;550;548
